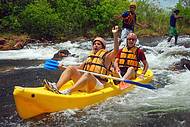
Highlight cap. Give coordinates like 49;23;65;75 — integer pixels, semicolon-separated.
130;2;137;8
93;37;106;49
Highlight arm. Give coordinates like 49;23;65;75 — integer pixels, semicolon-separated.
114;11;129;20
114;58;120;73
136;22;144;27
105;26;120;62
138;49;149;78
78;63;85;70
136;21;148;28
138;59;149;79
114;15;123;20
141;59;149;75
104;26;120;68
135;14;149;28
174;13;183;19
112;26;120;55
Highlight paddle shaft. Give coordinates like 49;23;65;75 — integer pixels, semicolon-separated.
63;66;128;82
44;59;155;89
46;60;136;81
61;66;155;89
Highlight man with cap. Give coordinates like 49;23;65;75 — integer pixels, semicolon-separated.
115;2;147;43
114;32;149;88
167;8;183;45
44;26;120;94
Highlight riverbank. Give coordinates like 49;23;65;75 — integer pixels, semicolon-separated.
0;32;189;51
0;34;29;50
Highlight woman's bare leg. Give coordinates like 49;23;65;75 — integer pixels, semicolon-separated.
69;73;97;92
56;66;82;89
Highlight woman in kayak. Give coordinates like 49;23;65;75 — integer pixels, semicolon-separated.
44;26;120;94
114;33;149;88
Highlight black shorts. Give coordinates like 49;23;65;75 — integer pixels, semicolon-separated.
120;67;128;77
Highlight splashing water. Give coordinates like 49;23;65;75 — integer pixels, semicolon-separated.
0;35;190;126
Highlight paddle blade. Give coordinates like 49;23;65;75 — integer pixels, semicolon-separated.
124;80;155;89
119;82;130;90
44;59;59;70
44;64;58;70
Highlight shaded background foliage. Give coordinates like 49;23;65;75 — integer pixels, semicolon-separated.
0;0;190;39
20;0;62;38
176;0;190;34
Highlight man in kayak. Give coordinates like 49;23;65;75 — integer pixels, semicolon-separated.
114;33;149;89
167;8;183;45
114;2;147;44
44;26;120;94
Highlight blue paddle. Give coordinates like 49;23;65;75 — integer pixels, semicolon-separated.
44;59;156;89
44;59;60;70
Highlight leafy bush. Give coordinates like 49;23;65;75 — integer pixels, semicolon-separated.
20;0;63;38
176;0;190;25
0;0;190;38
0;15;21;32
0;2;22;32
86;0;129;36
54;0;88;35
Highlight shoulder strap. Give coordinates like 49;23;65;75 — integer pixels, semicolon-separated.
136;47;140;61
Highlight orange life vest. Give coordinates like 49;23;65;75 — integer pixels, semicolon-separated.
123;11;136;26
83;49;112;76
118;47;140;71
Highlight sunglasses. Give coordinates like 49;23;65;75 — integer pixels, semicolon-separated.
127;38;136;41
130;6;136;9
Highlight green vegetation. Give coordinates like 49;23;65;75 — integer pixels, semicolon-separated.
0;0;190;40
176;0;190;34
20;0;62;38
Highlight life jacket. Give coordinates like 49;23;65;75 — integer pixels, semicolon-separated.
123;11;136;29
118;47;140;71
83;49;112;80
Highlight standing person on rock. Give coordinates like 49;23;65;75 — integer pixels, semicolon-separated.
167;8;183;45
115;2;147;44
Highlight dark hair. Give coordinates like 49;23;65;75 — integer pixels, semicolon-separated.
174;9;179;13
59;50;70;55
52;50;71;61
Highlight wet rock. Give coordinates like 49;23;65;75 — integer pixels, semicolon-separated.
52;50;71;61
184;43;190;48
0;38;6;45
0;35;29;50
165;50;190;57
169;58;190;71
177;38;190;48
139;36;165;46
139;46;158;55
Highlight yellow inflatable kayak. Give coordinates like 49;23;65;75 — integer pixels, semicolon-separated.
13;69;153;119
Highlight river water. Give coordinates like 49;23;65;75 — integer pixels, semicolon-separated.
0;36;190;127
